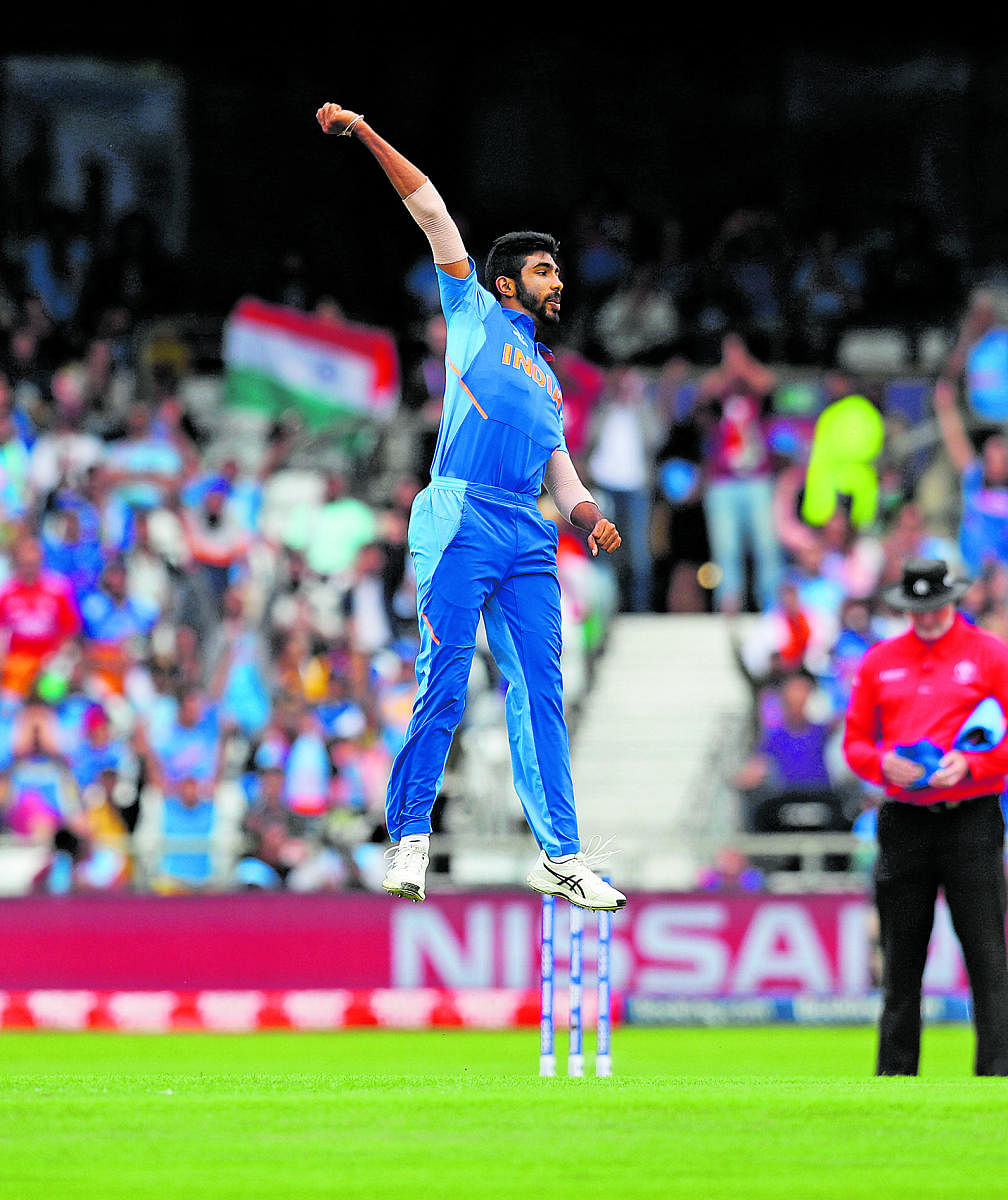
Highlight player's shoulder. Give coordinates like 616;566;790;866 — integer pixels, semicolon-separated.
437;259;493;313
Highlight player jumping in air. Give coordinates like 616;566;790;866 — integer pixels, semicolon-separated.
316;101;626;912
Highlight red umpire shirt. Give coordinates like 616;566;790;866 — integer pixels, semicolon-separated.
843;612;1008;804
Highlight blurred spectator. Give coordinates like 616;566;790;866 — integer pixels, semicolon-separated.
145;667;231;802
66;701;133;793
28;368;105;501
591;263;680;366
4;322;52;415
0;533;81;700
2;691;80;845
199;454;268;540
696;845;766;892
282;702;333;820
695;334;783;612
586;366;664;612
70;764;135;891
822;595;883;715
271;628;330;706
0;379;33;525
40;491;106;596
402;313;447;477
122;507;181;623
771;420;820;568
175;480;253;626
375;500;418;641
314;667;367;744
73;335;133;433
933;375;1008;576
550;342;607;463
732;669;857;860
147;364;203;477
205;584;272;738
103;400;186;516
282;469;378;579
877;500;957;590
79;555;159;699
341;542;397;684
810;503;885;605
264;545;343;644
237;743;317;889
651;360;710;612
149;776;219;894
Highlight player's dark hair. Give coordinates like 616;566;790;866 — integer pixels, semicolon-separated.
485;231;560;299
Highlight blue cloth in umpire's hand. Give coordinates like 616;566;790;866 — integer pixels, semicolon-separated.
895;740;945;789
953;697;1006;752
896;698;1005;789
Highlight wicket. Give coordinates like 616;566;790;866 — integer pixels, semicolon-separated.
538;889;613;1077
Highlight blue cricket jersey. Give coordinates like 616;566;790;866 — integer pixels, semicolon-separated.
430;261;566;495
386;260;582;857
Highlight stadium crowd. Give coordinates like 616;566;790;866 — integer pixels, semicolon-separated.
2;144;1007;896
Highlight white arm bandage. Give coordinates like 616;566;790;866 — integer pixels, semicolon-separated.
403;179;468;265
543;450;596;523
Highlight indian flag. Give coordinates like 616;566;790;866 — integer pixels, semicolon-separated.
222;296;400;429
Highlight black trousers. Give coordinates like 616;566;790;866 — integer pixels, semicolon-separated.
874;794;1008;1075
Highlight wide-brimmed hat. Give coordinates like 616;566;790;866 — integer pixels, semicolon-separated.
882;557;970;612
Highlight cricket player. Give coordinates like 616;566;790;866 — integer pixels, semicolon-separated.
316;101;626;912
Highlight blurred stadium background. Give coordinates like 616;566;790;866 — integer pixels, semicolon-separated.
0;32;1004;1033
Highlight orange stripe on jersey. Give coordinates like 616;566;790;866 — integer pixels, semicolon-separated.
449;359;488;419
420;611;441;645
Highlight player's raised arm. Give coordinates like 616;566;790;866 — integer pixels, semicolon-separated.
316;102;470;279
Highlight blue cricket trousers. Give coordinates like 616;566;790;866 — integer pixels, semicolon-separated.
385;478;580;858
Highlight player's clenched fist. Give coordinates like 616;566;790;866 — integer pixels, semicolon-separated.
588;519;621;557
316;103;360;134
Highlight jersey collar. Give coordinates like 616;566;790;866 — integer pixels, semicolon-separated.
503;308;554;361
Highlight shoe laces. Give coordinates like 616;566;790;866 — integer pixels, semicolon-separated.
576;835;618;873
384;839;427;865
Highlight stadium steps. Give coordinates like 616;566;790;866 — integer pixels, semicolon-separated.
568;613;754;890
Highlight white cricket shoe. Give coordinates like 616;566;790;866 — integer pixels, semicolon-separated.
526;837;626;911
382;834;430;901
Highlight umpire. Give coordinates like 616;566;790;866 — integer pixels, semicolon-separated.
843;557;1008;1075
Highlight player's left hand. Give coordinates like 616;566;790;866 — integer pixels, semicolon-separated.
930;749;970;788
588;519;621;557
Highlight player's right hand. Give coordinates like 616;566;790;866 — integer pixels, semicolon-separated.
316;103;359;134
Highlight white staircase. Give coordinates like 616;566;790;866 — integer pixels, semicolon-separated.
569;613;753;890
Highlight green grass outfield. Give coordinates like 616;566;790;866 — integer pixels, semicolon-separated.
2;1024;1008;1199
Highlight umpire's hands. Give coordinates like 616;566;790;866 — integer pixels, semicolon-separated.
929;750;970;789
881;748;970;789
881;750;926;788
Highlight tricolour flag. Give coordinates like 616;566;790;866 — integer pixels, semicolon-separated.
222;296;399;429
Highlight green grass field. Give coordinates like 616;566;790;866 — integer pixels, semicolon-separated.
2;1024;1008;1199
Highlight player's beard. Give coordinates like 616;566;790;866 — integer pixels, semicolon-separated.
516;278;560;326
